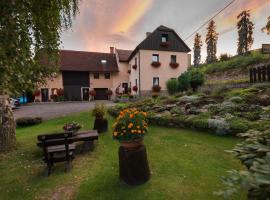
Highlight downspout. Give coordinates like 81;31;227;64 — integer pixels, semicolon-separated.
138;51;141;96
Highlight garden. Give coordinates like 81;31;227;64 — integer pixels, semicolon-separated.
0;110;247;200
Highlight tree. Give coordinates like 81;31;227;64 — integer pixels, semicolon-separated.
193;33;203;67
261;16;270;35
237;10;254;55
189;70;204;92
0;0;80;151
166;79;179;95
178;71;190;92
205;20;218;64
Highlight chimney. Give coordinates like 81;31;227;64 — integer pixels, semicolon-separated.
110;47;115;54
146;32;151;38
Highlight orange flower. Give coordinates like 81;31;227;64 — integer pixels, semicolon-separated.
128;123;133;128
113;131;118;136
130;114;134;118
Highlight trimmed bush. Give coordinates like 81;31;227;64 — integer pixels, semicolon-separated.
16;117;42;127
189;69;204;92
166;79;179;95
177;71;190;92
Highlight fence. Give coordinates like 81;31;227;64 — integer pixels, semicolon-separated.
249;64;270;83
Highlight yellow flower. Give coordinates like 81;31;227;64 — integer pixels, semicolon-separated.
138;130;141;134
136;125;140;129
130;114;134;118
113;131;118;136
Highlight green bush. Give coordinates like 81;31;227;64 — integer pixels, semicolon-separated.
177;71;190;92
16;117;42;127
228;118;249;134
189;69;204;92
166;79;179;95
218;129;270;199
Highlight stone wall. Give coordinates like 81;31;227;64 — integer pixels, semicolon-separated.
0;95;16;152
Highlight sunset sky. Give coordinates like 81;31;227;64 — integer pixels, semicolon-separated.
61;0;270;62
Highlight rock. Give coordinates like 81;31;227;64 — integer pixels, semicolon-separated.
257;95;270;106
165;104;177;110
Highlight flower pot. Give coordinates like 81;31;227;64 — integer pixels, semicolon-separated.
120;138;143;150
119;140;150;185
93;118;108;133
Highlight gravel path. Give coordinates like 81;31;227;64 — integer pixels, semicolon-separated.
13;101;115;120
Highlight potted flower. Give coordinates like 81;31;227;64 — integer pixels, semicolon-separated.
106;89;113;100
63;121;82;133
152;85;161;98
151;61;161;68
170;62;179;69
113;108;150;185
127;69;131;73
89;90;96;101
132;86;138;92
33;90;40;97
92;103;108;133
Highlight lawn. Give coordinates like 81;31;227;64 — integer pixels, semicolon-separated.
0;111;246;200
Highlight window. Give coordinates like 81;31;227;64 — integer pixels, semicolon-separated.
171;55;177;63
135;57;137;65
135;79;138;86
153;77;159;86
161;34;168;42
152;54;159;62
104;73;110;79
94;73;99;79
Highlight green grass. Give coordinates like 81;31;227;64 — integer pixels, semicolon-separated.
0;112;246;200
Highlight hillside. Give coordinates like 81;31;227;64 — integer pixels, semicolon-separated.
198;52;270;85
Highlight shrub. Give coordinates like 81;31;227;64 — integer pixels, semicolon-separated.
228;118;249;134
228;96;243;104
210;85;229;98
16;117;42;127
189;69;204;92
178;95;199;104
217;129;270;199
92;103;106;119
177;71;190;92
219;53;231;61
166;79;179;95
208;118;230;135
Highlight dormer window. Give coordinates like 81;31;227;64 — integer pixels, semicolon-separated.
152;54;159;62
161;34;168;42
101;60;107;64
171;55;177;63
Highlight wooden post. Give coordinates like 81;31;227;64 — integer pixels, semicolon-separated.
253;68;257;82
119;144;150;185
267;65;270;82
249;68;253;83
0;95;16;152
258;67;262;82
262;66;266;82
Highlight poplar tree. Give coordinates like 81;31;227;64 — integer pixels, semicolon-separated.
0;0;80;151
237;10;254;55
193;33;203;67
205;20;218;64
261;16;270;35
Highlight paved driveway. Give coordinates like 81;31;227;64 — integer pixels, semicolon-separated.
14;101;115;120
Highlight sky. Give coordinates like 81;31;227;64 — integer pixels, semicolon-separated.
61;0;270;62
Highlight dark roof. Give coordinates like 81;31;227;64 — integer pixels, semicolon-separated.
59;50;119;72
116;49;132;62
128;25;191;61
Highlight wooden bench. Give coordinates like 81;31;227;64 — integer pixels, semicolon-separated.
40;132;75;176
37;130;98;175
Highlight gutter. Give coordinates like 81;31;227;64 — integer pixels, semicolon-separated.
139;51;141;96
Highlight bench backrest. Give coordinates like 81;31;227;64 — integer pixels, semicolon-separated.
40;132;73;163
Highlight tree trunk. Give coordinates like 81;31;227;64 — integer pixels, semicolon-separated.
0;95;16;152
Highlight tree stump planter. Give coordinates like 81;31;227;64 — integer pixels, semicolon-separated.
93;118;108;133
119;139;150;185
